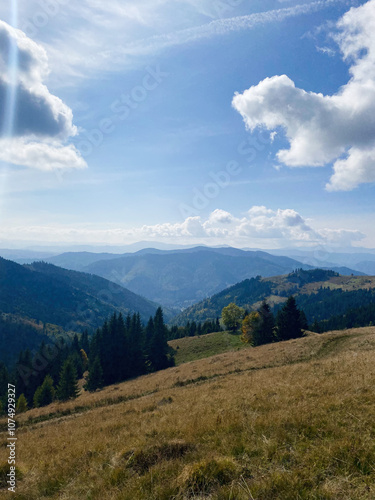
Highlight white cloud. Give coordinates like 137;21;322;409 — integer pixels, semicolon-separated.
0;21;86;171
0;140;87;171
232;0;375;191
0;206;364;247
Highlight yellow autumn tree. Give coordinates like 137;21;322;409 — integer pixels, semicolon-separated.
241;311;260;345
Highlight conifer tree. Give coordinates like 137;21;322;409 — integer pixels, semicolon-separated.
311;319;322;333
16;393;28;413
57;359;79;401
15;349;35;405
80;330;90;355
299;310;309;331
254;301;275;346
129;313;146;377
85;356;104;392
34;375;55;407
276;296;305;341
72;333;80;353
145;316;155;363
197;323;202;336
117;313;131;381
69;351;84;379
148;308;173;372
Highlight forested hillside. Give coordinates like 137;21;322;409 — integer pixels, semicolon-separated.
0;258;164;366
172;270;375;325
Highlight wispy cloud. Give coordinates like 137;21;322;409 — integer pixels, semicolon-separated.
117;1;348;56
18;0;349;79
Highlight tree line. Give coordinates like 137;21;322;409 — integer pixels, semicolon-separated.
310;301;375;333
0;307;174;414
168;319;222;340
221;296;308;346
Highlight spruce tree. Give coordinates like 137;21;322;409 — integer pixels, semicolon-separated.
16;394;28;413
129;313;146;377
311;319;322;333
253;301;275;346
34;375;55;407
276;296;305;341
15;349;35;405
85;356;104;392
72;334;80;353
148;308;173;372
57;359;79;401
69;351;84;379
80;330;90;355
145;316;155;365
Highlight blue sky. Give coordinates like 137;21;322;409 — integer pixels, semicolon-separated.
0;0;374;249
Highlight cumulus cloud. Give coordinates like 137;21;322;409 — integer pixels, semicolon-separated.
0;21;86;171
232;0;375;191
140;206;365;247
0;206;364;247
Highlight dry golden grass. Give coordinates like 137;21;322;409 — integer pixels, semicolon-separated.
1;327;375;499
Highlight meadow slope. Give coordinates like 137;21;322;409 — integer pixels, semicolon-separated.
1;327;375;499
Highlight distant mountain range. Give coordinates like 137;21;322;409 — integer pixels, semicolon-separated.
40;247;311;308
172;269;375;325
267;248;375;274
34;246;361;308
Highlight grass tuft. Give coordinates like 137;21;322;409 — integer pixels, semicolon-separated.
178;457;238;495
126;441;196;475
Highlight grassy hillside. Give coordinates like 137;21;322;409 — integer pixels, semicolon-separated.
173;270;375;324
169;331;244;365
2;327;375;499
